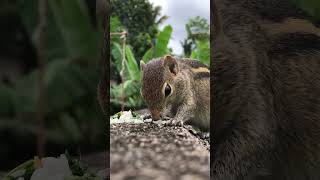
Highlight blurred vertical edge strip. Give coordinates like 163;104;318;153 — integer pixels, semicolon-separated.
36;0;47;159
96;0;110;178
210;1;214;179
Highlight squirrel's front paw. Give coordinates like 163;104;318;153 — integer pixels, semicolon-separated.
165;118;184;127
162;116;171;121
142;114;153;123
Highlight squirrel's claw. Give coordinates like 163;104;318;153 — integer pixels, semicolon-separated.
165;118;184;127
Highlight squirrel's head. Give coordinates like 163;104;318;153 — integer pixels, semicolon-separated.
140;55;179;120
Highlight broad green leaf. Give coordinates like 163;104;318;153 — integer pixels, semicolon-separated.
196;40;210;65
13;60;89;114
3;159;35;180
110;16;123;43
110;16;123;32
111;42;131;79
19;0;102;62
45;61;87;112
18;0;67;60
154;25;172;57
190;50;197;59
142;25;172;62
125;46;140;80
111;42;123;72
142;48;154;63
49;0;100;60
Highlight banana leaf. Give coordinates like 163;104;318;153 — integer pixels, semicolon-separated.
125;46;140;81
142;25;172;62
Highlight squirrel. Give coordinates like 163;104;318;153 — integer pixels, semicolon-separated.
140;55;210;131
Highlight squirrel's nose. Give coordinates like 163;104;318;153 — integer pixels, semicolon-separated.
151;110;161;121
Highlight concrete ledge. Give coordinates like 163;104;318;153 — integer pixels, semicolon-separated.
110;123;210;180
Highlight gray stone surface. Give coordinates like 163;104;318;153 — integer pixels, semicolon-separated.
110;123;210;180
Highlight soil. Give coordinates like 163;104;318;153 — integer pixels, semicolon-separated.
110;122;210;180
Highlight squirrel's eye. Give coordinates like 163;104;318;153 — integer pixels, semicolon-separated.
164;84;171;97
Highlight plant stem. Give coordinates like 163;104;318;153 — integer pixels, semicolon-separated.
110;30;127;111
120;31;127;111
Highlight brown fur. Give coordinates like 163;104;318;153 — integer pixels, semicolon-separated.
261;18;320;36
191;67;210;73
212;0;320;179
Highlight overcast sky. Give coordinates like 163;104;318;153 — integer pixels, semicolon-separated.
148;0;210;55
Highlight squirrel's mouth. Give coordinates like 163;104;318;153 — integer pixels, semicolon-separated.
150;109;162;121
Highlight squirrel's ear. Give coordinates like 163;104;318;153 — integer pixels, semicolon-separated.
164;55;179;75
140;60;145;71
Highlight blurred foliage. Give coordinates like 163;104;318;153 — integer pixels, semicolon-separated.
20;0;100;62
3;159;34;180
182;16;210;65
0;0;105;166
293;0;320;20
17;0;104;143
110;13;173;112
110;43;142;110
190;40;210;66
110;0;168;60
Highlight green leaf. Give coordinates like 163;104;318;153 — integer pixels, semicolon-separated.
190;50;197;59
142;48;154;63
3;159;35;180
18;0;68;60
110;16;123;43
111;43;123;73
125;46;140;81
45;60;87;112
13;60;90;114
48;0;100;60
110;80;142;108
110;16;123;33
154;25;172;57
195;40;210;65
142;25;172;62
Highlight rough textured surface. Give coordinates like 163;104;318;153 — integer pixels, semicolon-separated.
110;123;210;180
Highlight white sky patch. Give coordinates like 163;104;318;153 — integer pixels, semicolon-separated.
149;0;210;55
